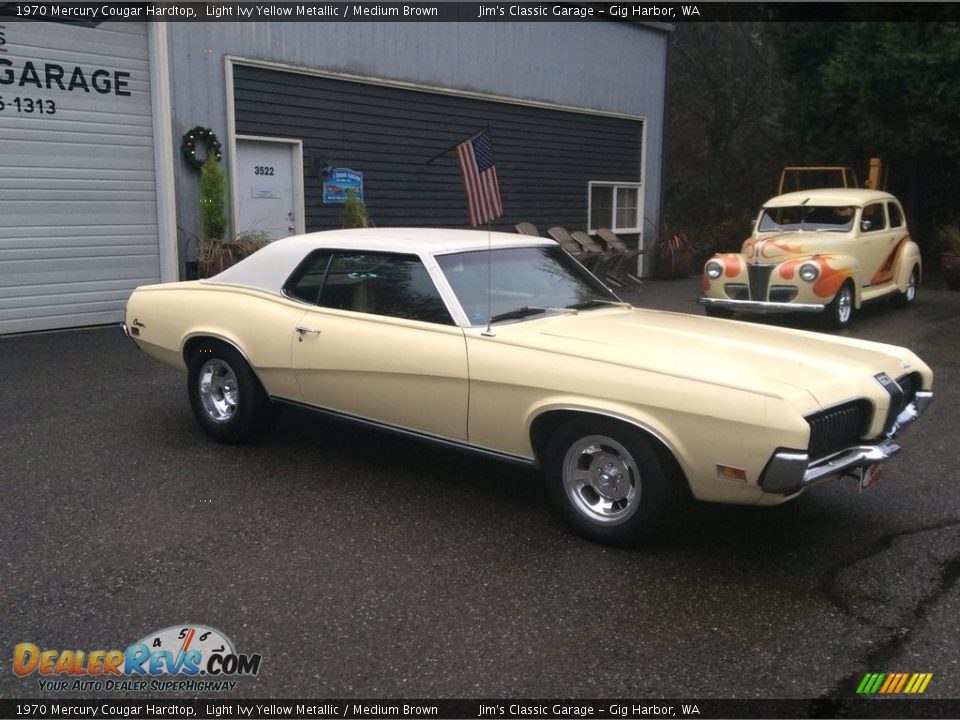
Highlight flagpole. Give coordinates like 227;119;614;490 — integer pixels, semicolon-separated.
483;220;494;337
425;126;491;165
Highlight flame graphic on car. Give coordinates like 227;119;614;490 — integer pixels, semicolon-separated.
871;235;910;285
776;257;852;298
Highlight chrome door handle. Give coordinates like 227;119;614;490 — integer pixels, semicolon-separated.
295;326;321;341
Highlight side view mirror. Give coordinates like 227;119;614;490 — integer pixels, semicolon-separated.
860;220;872;232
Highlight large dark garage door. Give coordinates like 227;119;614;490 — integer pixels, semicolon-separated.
232;63;643;233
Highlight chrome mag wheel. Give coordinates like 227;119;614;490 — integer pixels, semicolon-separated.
561;434;641;525
836;284;853;325
198;358;239;423
905;268;918;302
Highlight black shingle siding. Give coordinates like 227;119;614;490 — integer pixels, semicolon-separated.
233;64;643;234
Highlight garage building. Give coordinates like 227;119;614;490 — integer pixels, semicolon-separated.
0;17;669;334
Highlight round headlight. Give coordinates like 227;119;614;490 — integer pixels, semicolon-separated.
799;263;820;282
705;260;723;279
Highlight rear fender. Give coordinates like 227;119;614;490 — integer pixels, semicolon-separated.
893;241;922;292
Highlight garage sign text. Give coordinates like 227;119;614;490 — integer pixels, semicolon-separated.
0;58;131;95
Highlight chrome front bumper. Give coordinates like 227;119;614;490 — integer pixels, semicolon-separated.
760;391;933;494
698;297;826;313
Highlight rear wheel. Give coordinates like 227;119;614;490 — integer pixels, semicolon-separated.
892;265;919;308
825;281;855;329
543;418;679;546
187;342;275;443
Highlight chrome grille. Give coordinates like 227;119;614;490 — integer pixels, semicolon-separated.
806;400;872;456
747;264;775;301
895;372;920;414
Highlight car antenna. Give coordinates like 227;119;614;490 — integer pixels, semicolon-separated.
482;221;495;337
800;197;811;231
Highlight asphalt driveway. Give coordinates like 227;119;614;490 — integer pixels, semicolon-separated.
2;276;959;701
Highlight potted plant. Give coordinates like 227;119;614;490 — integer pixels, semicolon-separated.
653;226;694;279
938;224;960;291
341;188;372;228
196;156;266;277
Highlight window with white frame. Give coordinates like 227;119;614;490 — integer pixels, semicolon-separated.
588;182;643;233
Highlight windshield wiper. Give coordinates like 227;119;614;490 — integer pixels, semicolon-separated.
566;299;632;310
490;306;550;322
490;306;580;323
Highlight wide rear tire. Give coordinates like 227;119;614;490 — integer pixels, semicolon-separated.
891;265;919;308
187;342;275;443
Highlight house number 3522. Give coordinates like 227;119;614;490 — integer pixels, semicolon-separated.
253;166;274;176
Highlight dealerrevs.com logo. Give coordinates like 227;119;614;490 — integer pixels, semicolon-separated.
13;624;261;693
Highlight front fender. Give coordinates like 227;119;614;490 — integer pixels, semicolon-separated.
776;254;861;306
521;391;810;505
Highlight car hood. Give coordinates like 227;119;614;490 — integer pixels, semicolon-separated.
492;307;923;412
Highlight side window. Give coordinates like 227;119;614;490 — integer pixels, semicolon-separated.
588;182;642;233
318;252;454;325
860;203;887;233
887;202;904;229
283;250;332;304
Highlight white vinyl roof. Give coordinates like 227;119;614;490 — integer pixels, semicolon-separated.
765;188;897;208
204;227;555;294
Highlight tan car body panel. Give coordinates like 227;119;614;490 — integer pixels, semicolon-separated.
292;308;469;440
126;276;932;507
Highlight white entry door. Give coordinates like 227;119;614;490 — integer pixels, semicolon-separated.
235;137;304;240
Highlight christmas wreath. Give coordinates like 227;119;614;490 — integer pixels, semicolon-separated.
181;126;222;170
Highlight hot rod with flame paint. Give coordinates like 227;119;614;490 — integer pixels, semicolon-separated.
699;189;921;328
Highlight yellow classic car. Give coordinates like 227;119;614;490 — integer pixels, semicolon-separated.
124;228;933;546
699;188;922;328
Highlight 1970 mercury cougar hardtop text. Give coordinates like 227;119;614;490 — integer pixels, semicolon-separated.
125;228;933;545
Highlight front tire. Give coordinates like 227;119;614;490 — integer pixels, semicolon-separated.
187;342;274;443
543;419;677;546
825;281;855;329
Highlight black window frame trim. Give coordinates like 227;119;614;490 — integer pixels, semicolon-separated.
282;249;333;305
281;247;457;326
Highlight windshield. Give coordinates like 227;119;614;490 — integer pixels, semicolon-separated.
758;205;856;233
436;245;621;326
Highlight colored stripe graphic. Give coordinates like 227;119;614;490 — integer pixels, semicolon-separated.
857;672;932;694
879;674;897;693
856;673;885;694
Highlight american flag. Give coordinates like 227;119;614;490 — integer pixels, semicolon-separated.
456;130;503;227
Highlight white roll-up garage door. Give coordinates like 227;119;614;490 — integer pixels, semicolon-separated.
0;21;159;334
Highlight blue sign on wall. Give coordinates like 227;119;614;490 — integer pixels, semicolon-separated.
323;168;364;204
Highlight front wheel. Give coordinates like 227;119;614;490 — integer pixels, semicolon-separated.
187;342;275;443
892;265;919;308
825;281;855;329
543;419;678;546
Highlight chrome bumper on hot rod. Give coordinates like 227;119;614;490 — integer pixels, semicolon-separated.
760;389;933;495
698;297;826;314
